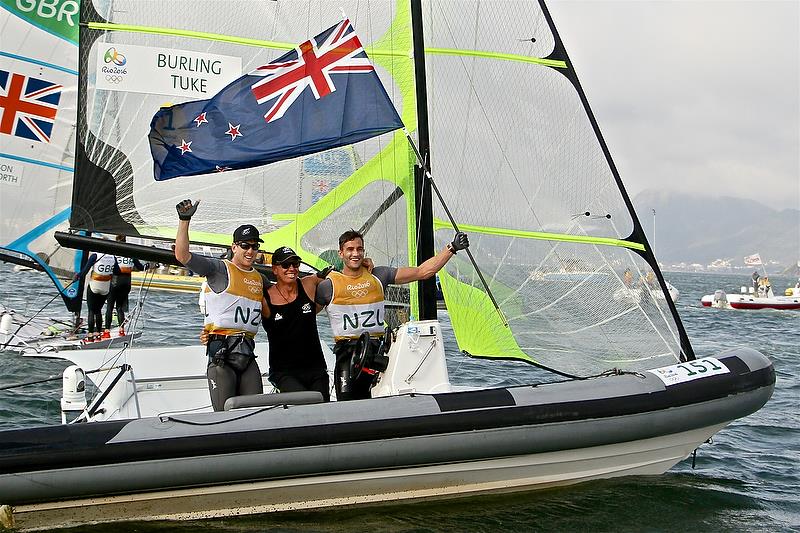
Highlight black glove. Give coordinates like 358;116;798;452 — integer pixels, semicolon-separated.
176;199;199;220
450;232;469;253
316;265;334;279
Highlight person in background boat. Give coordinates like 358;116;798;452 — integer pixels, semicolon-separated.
623;268;633;287
75;251;117;342
635;270;658;292
751;271;760;294
315;228;469;401
174;199;268;411
103;235;146;338
262;246;332;401
758;277;772;298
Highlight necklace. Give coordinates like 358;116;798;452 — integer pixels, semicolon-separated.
274;282;297;304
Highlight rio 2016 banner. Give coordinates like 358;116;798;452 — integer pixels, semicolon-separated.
95;43;241;100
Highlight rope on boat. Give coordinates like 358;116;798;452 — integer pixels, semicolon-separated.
0;365;124;391
162;404;282;426
0;374;63;391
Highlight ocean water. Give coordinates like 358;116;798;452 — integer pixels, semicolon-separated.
0;264;798;532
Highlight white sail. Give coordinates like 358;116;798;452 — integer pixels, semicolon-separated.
71;0;686;377
420;1;685;375
0;3;82;304
72;0;417;314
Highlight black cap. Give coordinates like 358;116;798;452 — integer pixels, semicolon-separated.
272;246;301;265
232;224;263;243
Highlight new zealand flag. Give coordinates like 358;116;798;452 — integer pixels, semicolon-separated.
149;18;404;181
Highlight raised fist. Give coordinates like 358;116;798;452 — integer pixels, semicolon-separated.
176;199;199;220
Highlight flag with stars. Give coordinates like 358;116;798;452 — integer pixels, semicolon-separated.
148;18;403;181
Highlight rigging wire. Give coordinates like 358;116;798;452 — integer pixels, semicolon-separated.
0;286;73;351
403;130;508;328
0;363;124;392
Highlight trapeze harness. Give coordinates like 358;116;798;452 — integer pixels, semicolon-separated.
203;260;263;373
326;270;391;400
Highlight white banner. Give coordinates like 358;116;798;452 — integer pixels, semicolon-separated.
744;253;762;266
95;44;241;99
0;158;25;187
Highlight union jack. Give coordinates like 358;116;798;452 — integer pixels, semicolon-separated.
0;70;62;143
250;19;375;123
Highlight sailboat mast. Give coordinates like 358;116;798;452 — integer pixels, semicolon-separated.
410;0;437;321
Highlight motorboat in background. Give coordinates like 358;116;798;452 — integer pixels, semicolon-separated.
702;285;800;310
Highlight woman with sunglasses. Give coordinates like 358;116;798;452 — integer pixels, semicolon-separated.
174;199;269;411
262;246;332;401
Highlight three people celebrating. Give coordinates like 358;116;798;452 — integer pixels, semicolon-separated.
174;199;469;409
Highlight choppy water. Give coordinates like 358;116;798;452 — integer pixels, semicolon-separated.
1;264;798;532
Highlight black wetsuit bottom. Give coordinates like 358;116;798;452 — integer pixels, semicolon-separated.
270;370;330;402
205;336;263;411
105;281;131;330
333;339;380;401
86;287;108;334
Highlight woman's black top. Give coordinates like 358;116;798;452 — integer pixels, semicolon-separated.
263;280;326;376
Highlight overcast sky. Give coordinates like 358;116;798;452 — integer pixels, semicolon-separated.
547;0;799;211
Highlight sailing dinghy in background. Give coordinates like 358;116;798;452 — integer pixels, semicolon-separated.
0;3;85;349
0;0;773;530
0;4;144;352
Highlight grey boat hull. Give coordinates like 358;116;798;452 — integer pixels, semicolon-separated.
0;347;774;530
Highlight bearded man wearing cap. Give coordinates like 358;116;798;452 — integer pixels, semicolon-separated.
174;199;268;411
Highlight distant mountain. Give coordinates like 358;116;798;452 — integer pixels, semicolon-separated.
632;190;799;268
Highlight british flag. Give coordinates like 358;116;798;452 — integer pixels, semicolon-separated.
149;18;403;181
251;19;375;123
0;70;62;143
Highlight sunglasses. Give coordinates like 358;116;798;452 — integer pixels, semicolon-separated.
279;260;301;269
236;242;260;251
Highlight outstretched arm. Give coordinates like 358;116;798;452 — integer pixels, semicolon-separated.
174;199;199;266
394;232;468;284
302;266;334;313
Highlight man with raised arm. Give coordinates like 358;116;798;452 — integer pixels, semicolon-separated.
174;199;268;411
315;229;469;401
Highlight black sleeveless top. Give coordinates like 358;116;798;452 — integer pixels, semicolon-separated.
264;280;326;375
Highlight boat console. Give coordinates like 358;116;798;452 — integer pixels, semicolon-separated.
372;320;451;397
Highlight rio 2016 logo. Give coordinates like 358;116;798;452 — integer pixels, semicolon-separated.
104;47;127;66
